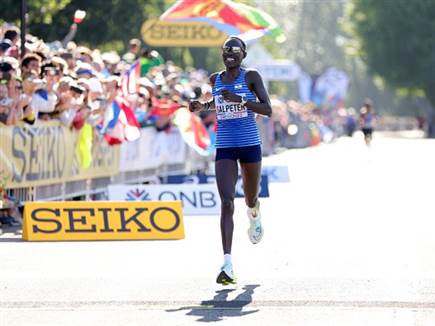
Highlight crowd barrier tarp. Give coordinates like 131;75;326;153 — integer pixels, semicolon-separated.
163;174;270;198
119;127;186;172
108;184;220;216
1;121;119;189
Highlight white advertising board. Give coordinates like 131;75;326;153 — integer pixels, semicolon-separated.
119;127;186;172
262;166;290;183
108;184;219;216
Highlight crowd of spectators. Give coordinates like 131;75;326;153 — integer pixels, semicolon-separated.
270;96;348;148
0;22;215;230
0;23;214;135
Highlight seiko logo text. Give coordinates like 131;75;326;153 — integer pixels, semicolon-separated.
23;202;185;241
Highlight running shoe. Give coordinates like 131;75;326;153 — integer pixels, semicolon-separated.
247;201;263;244
216;263;237;285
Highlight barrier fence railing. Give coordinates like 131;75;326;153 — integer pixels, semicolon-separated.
1;121;205;204
2;116;420;205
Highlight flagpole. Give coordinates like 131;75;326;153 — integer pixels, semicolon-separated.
20;0;27;58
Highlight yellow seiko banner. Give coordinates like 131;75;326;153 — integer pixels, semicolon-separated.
0;121;119;189
22;201;185;241
141;19;228;47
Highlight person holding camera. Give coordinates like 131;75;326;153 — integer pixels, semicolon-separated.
0;80;15;125
0;68;33;126
26;64;59;121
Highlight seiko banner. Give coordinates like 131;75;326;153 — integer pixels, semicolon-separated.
163;174;270;198
22;201;184;241
108;184;220;216
141;19;227;47
0;121;119;189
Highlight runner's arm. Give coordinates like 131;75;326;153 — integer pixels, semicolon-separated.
245;70;272;117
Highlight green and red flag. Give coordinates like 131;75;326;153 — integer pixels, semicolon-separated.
161;0;286;43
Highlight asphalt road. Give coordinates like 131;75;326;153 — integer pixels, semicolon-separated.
1;132;434;325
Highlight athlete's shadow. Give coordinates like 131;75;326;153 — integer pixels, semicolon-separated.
167;284;260;322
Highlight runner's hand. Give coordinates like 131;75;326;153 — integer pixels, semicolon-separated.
221;89;242;103
189;100;202;112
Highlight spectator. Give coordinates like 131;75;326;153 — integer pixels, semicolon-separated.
71;81;90;130
122;38;141;64
21;53;41;75
101;51;120;77
3;27;20;58
59;51;76;76
75;46;93;64
0;39;12;57
0;79;14;125
33;65;59;120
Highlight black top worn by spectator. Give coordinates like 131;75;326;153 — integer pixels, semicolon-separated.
0;112;8;124
0;62;13;74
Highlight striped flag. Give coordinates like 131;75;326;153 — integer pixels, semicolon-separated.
121;61;141;95
100;97;140;145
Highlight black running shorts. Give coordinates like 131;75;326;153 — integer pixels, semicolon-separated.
362;128;373;137
215;145;262;163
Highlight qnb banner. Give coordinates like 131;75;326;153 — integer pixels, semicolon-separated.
108;184;220;216
22;201;184;241
164;174;270;198
261;166;290;183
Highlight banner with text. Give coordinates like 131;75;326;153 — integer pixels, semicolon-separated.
0;122;119;189
163;174;270;198
108;184;220;216
141;19;228;47
261;166;290;183
22;201;184;241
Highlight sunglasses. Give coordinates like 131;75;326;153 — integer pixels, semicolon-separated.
222;46;243;54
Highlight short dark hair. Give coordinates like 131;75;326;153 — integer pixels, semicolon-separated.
0;61;13;72
4;28;19;41
21;53;40;68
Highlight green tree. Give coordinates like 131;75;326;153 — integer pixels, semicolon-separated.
0;0;71;25
0;0;223;71
348;0;435;107
1;0;172;53
31;0;170;53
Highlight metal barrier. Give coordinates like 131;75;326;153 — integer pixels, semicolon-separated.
6;161;192;205
2;117;274;205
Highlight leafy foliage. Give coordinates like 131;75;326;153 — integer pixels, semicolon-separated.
1;0;223;71
0;0;71;24
348;0;435;105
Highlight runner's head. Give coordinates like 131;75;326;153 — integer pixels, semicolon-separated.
221;36;246;69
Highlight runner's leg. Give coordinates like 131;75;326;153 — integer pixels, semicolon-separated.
215;159;238;254
240;161;261;208
241;156;264;244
